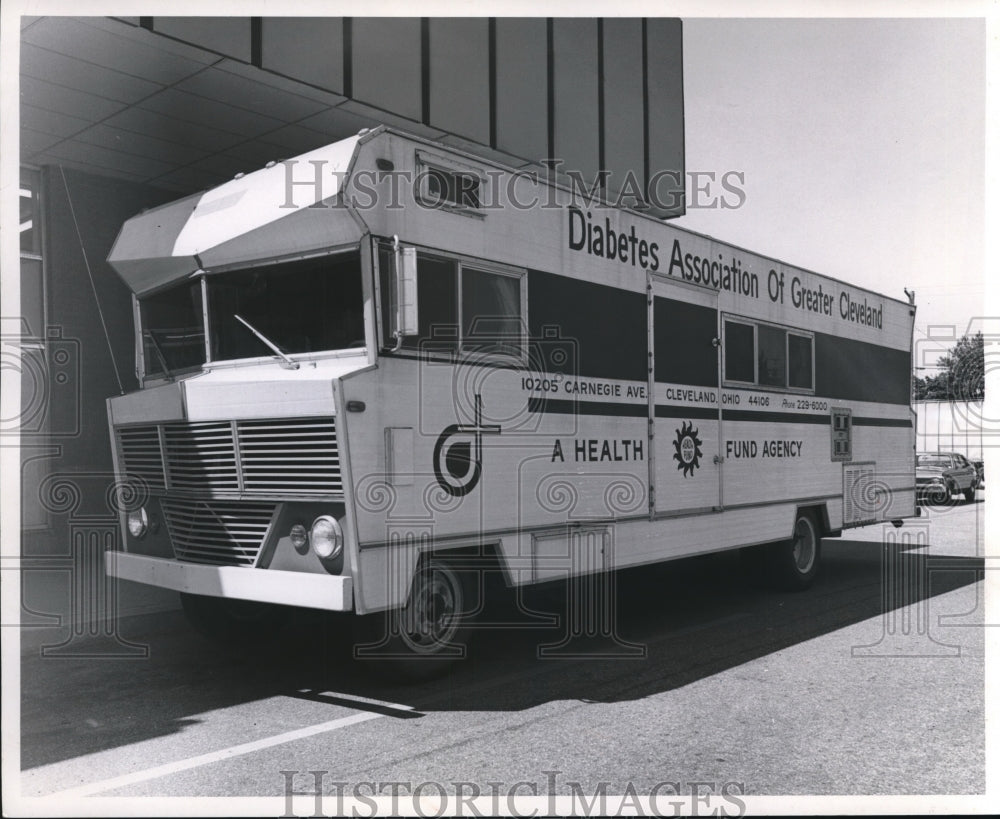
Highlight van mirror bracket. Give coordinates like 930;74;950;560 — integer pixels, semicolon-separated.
391;235;419;350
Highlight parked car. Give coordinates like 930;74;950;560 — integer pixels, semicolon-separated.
916;451;979;503
971;458;985;488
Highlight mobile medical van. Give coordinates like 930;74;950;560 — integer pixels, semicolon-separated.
105;126;916;669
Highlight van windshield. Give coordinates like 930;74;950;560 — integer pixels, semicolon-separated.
139;250;364;378
139;279;206;377
208;252;364;362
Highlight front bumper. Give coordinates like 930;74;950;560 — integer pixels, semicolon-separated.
106;552;353;611
916;479;950;502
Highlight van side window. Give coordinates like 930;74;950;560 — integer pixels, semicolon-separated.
788;333;814;389
462;267;522;356
415;151;484;212
379;244;523;358
425;167;481;209
378;247;457;351
414;256;459;353
724;320;755;383
757;324;786;387
723;316;814;392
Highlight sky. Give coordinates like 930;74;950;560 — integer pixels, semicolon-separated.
674;15;987;365
2;3;990;365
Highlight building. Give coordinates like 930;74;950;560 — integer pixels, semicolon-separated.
12;15;685;622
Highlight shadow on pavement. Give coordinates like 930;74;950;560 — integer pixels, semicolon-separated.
20;537;984;769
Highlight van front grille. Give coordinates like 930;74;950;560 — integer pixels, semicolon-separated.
164;421;240;492
160;498;275;566
238;418;342;494
117;425;166;491
115;417;341;497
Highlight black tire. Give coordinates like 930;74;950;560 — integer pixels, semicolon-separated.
921;483;949;506
767;510;822;591
351;558;475;681
963;486;976;502
179;592;289;647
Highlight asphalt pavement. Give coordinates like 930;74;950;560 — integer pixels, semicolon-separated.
15;494;988;804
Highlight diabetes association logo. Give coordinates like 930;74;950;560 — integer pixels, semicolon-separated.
673;422;703;477
433;395;501;497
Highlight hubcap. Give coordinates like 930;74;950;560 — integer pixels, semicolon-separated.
401;567;460;652
792;518;816;573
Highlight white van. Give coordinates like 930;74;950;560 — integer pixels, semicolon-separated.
105;126;917;672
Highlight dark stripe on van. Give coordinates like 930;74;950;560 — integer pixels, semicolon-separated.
528;398;647;417
722;410;830;425
528;269;647;382
721;409;911;427
525;273;909;405
654;405;719;420
814;333;910;405
530;401;912;428
854;416;912;428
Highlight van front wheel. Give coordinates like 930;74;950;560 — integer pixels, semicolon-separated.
352;558;474;680
769;511;822;591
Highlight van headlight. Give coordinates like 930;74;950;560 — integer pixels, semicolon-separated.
310;516;343;560
127;508;148;539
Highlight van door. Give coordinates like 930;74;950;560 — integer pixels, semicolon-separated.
649;275;722;515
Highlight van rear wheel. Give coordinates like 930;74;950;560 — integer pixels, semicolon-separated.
768;510;822;591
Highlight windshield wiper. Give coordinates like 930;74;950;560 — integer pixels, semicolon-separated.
233;314;300;370
143;329;175;381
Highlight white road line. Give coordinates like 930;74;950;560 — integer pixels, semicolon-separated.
305;689;422;714
46;710;385;799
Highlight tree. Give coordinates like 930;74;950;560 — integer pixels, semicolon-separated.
913;332;984;401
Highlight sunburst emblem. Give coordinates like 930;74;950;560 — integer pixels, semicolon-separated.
672;421;703;477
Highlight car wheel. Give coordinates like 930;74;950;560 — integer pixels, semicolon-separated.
352;558;475;680
767;510;822;591
963;486;976;502
922;483;948;506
